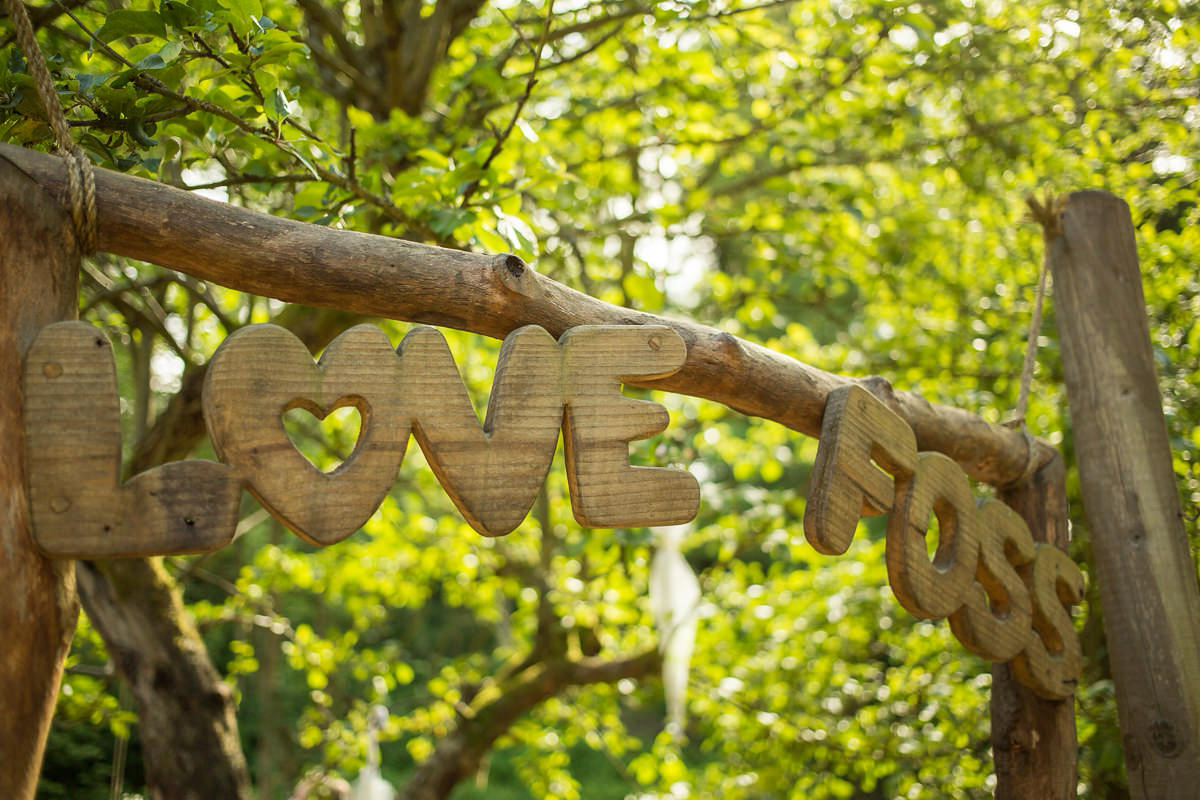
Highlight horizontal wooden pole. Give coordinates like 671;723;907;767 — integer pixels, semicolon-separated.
0;142;1050;488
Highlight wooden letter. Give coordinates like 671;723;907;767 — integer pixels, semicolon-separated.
401;325;563;536
1012;545;1085;700
886;452;981;620
804;384;918;555
24;322;240;557
948;499;1036;662
204;324;408;546
561;327;699;528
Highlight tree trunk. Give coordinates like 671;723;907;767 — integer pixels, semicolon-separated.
1047;191;1200;796
76;558;254;800
0;156;81;798
992;454;1078;799
71;306;361;798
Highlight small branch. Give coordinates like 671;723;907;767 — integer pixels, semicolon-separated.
459;0;555;208
400;647;661;800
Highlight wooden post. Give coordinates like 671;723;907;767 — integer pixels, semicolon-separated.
0;160;82;795
993;455;1077;799
1048;190;1200;794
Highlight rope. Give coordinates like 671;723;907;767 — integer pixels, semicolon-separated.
1003;191;1064;487
5;0;98;253
1013;243;1050;427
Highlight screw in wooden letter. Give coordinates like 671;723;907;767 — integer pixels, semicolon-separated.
23;322;240;557
203;324;409;546
804;384;918;556
560;326;699;528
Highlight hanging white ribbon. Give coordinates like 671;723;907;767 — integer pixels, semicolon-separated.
649;524;701;740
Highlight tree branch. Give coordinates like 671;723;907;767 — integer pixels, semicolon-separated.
0;142;1052;488
400;648;661;800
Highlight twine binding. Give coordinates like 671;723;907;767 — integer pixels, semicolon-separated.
1003;191;1065;488
5;0;98;254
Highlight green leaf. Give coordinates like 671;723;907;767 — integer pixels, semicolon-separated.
265;87;292;121
135;41;183;71
160;0;202;31
217;0;264;29
95;10;167;43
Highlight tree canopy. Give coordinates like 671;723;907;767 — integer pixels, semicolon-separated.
3;0;1198;797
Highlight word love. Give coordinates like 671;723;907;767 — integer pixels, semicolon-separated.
23;322;699;558
804;385;1084;699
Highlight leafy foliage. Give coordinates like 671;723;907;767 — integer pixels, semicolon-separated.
3;0;1197;797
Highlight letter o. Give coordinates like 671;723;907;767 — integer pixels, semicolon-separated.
886;452;981;620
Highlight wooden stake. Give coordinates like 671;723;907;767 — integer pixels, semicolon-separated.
992;455;1078;799
0;158;81;799
1048;191;1200;794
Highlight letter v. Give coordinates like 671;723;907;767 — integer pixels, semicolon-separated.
400;325;563;536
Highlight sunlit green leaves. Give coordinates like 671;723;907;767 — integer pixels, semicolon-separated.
27;0;1200;796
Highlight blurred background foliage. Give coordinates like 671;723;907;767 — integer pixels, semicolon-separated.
3;0;1198;796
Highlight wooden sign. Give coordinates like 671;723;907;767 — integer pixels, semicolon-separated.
805;385;1084;699
22;323;1083;698
24;321;700;554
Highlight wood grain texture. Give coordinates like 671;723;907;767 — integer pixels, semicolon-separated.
202;323;694;540
1048;190;1200;791
561;326;699;528
804;384;918;556
1011;545;1084;700
25;323;241;557
404;325;562;536
992;456;1078;799
886;452;982;620
948;499;1036;663
0;142;1053;490
204;323;408;545
0;157;80;800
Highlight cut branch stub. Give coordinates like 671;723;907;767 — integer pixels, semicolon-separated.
24;322;240;558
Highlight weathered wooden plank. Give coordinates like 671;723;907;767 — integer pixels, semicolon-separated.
1048;190;1200;794
0;142;1052;489
0;157;81;799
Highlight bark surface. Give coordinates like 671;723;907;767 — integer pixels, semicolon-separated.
0;155;81;799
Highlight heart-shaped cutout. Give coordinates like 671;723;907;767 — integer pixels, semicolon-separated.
204;324;410;546
282;401;364;474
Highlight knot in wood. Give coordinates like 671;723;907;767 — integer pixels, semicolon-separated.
1149;719;1183;758
502;254;525;278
